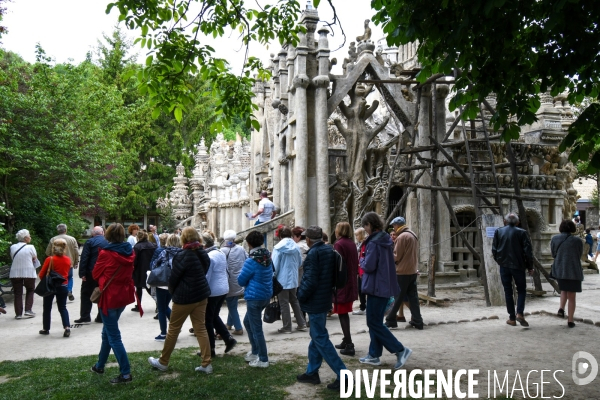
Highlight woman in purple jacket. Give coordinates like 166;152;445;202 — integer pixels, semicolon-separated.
358;212;412;370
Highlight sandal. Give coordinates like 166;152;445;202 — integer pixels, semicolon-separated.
39;329;49;335
557;308;565;318
64;328;71;338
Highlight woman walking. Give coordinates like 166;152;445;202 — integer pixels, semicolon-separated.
332;222;358;356
202;230;237;356
9;229;40;319
148;227;213;374
92;223;139;384
38;239;71;337
150;234;182;341
551;220;584;328
238;231;273;368
273;226;307;333
132;231;156;310
221;230;247;335
358;212;412;370
352;227;368;315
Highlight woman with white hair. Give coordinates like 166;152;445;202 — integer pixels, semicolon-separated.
9;229;40;319
221;230;247;335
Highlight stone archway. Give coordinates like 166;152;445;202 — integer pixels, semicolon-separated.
450;205;480;275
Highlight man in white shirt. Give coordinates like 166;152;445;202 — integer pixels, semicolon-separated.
251;191;277;247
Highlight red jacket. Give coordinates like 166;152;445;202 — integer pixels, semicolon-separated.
93;248;136;315
39;255;71;285
333;237;359;304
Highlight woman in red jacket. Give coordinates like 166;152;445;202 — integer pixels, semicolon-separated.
91;223;140;384
38;238;71;337
332;222;359;356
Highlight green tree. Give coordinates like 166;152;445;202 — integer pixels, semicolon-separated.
106;0;307;132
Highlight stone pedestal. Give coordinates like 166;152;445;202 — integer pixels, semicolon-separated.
481;214;506;306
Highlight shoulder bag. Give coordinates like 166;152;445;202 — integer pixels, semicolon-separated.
91;264;122;304
271;263;283;297
34;257;64;297
147;252;171;287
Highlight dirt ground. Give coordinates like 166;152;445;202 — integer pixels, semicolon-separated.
1;274;599;399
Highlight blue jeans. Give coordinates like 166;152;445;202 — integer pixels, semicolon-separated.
306;312;347;379
156;288;172;335
67;267;73;293
226;296;242;331
254;220;268;248
43;285;70;330
366;295;405;357
96;307;131;376
499;267;527;320
244;299;269;362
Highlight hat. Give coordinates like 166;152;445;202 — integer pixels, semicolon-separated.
223;230;236;241
305;225;323;240
391;217;406;226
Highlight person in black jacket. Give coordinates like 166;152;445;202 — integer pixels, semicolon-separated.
148;227;214;374
75;226;108;324
132;231;156;311
296;226;347;391
492;213;535;327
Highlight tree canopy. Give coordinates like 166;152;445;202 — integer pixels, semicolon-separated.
370;0;600;171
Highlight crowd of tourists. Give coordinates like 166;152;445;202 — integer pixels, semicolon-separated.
6;210;587;387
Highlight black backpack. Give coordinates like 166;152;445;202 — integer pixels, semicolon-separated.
332;249;347;293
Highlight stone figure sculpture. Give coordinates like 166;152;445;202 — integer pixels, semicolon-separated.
356;19;372;42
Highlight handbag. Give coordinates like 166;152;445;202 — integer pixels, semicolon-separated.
147;254;171;287
91;264;122;304
34;257;64;297
263;297;281;324
271;263;283;297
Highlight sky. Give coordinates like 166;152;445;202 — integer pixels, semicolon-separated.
1;0;383;74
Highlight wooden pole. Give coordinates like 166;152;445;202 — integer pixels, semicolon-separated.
428;84;437;297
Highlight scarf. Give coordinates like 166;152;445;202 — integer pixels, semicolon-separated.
249;247;271;267
183;241;202;250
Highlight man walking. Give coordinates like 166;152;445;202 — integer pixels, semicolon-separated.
75;226;108;324
46;223;79;301
296;226;347;391
385;217;424;330
492;213;535;327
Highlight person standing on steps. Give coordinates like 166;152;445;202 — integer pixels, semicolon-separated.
332;222;358;356
75;226;108;324
296;225;348;391
9;229;40;319
359;212;412;371
551;220;585;328
273;225;307;334
46;223;79;302
492;212;535;327
251;191;277;247
385;217;423;330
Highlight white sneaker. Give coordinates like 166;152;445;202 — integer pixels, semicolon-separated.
20;313;34;319
24;310;36;317
195;364;213;374
352;309;366;315
249;359;269;368
148;357;168;372
15;315;22;320
244;351;259;362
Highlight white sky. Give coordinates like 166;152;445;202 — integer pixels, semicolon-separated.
2;0;383;74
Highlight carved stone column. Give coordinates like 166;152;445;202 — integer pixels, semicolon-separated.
293;33;310;228
239;171;251;231
217;183;225;237
417;85;432;266
209;183;219;233
223;180;232;236
435;84;451;271
230;175;241;235
314;26;331;235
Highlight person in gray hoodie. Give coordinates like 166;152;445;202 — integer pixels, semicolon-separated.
273;226;307;333
221;230;247;335
359;212;412;370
